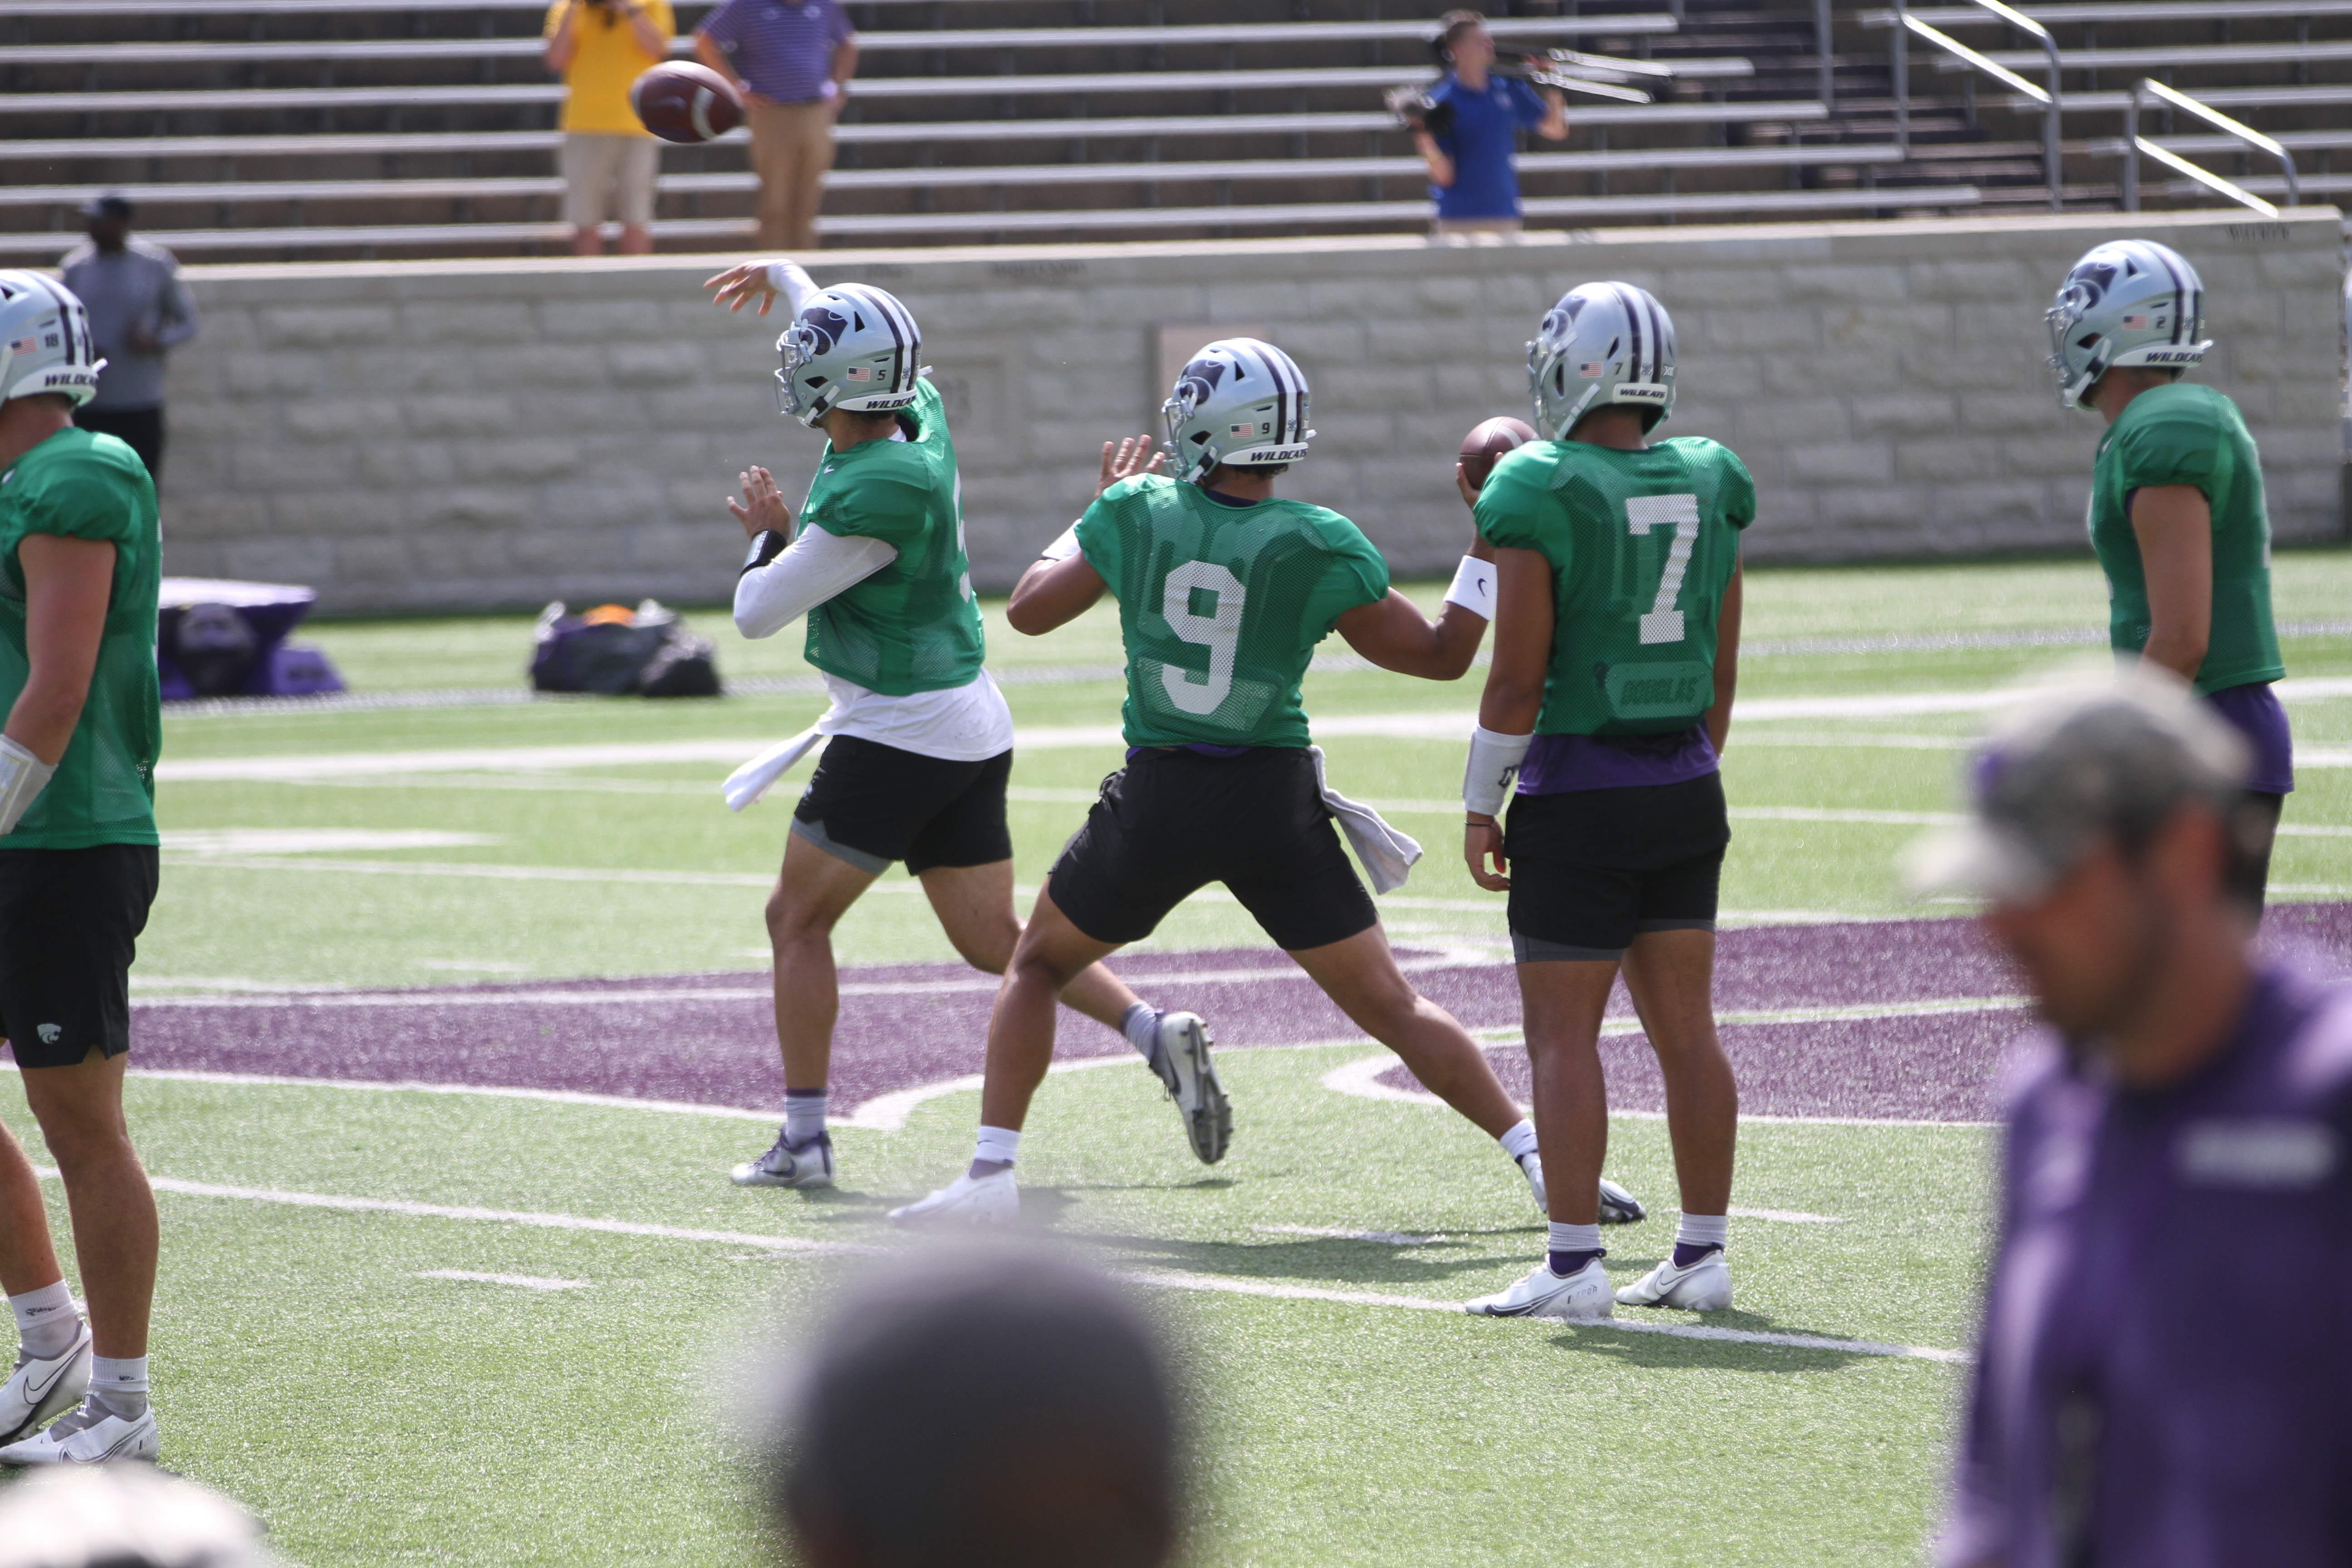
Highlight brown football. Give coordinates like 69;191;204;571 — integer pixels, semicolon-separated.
1457;415;1538;491
629;61;744;144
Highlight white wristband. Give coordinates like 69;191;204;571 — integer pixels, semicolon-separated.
1039;524;1083;562
0;735;55;837
1443;554;1496;620
1463;725;1532;818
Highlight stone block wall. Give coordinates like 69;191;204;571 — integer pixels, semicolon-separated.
156;208;2344;611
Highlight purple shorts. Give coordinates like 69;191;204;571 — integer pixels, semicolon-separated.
1517;723;1719;795
2205;681;2294;796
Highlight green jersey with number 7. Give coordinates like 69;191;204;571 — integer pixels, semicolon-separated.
1473;436;1754;736
1073;473;1392;748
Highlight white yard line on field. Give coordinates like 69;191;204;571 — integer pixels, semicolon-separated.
24;1166;1964;1363
416;1269;589;1291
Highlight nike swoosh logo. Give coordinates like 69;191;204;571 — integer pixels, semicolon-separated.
21;1344;81;1400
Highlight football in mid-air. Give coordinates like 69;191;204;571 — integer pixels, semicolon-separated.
630;61;744;144
1457;415;1538;491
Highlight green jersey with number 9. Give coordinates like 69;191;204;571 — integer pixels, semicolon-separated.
795;377;985;696
1475;435;1754;736
1075;474;1391;748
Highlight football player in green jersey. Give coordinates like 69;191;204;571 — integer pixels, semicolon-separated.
703;262;1220;1193
1459;283;1750;1322
891;336;1642;1227
0;273;166;1464
2044;238;2292;907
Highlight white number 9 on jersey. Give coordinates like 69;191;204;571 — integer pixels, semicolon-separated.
1159;560;1247;715
1623;492;1700;645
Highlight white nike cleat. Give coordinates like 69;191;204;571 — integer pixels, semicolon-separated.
1464;1256;1614;1320
730;1131;835;1189
0;1397;158;1466
1616;1248;1733;1311
1151;1011;1231;1165
1514;1157;1644;1224
887;1169;1018;1226
0;1322;92;1447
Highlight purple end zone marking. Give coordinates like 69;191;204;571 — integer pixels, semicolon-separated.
70;905;2352;1124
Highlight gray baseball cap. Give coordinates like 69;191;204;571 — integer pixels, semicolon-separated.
1904;678;2249;904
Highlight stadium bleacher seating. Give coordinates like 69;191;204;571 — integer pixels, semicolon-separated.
0;0;2342;260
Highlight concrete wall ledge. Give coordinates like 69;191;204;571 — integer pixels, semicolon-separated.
156;208;2345;612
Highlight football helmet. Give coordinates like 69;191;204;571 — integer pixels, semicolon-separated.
2044;239;2210;410
773;283;924;427
1527;281;1675;439
0;271;104;408
1161;337;1314;482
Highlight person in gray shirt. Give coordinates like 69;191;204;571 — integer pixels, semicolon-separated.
59;195;198;488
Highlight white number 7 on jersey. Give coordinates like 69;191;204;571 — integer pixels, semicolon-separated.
1623;493;1700;646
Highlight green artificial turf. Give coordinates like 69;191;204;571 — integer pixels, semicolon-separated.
3;549;2347;1564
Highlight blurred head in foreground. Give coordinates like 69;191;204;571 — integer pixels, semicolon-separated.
1907;676;2264;1069
0;1465;283;1568
768;1243;1181;1568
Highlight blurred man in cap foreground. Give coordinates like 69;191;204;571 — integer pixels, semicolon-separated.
766;1242;1183;1568
1914;678;2352;1568
0;1464;283;1568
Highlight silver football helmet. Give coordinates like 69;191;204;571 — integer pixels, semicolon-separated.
1161;337;1314;482
1527;281;1675;440
2044;239;2210;410
0;271;104;408
774;283;924;428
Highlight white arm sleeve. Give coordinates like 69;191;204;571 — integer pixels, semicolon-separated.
733;525;900;640
1462;725;1533;818
0;735;55;837
764;260;818;317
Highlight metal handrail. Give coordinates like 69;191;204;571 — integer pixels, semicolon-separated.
2122;77;2300;216
1889;0;2063;210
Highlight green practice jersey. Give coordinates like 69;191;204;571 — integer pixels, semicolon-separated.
1075;475;1390;748
0;428;161;849
796;377;986;696
1475;436;1754;736
2089;382;2283;695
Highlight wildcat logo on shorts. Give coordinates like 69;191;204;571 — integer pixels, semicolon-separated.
35;1023;60;1044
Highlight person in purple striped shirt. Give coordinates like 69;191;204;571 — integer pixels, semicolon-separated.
694;0;857;251
1911;678;2352;1568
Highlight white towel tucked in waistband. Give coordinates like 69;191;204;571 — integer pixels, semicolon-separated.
1307;744;1421;895
722;726;826;813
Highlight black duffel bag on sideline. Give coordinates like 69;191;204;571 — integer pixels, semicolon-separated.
529;600;721;698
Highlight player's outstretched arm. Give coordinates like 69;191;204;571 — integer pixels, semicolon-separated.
703;259;817;317
2130;485;2215;683
1007;554;1107;637
1331;583;1489;681
1707;558;1743;756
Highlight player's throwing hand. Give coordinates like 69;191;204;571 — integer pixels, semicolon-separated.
728;465;791;537
703;260;782;314
1096;433;1164;496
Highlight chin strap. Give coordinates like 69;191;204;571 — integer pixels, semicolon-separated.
1463;725;1532;818
0;735;55;837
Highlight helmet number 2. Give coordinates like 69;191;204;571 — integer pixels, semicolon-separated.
1159;560;1247;715
1623;493;1700;646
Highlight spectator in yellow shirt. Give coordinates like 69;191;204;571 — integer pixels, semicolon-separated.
543;0;675;255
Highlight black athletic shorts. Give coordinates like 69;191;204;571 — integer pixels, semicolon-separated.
792;734;1014;876
0;843;158;1068
1504;773;1729;961
1049;747;1378;952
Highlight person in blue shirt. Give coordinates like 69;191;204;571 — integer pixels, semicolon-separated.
1412;10;1568;234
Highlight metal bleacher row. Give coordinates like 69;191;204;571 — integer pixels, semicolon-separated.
0;0;2342;260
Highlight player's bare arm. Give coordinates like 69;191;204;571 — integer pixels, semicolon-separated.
1331;589;1487;681
10;536;113;764
1707;558;1743;756
1462;544;1553;892
1007;554;1107;636
2130;485;2215;682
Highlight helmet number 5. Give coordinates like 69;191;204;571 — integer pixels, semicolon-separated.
1159;560;1246;715
1624;493;1700;646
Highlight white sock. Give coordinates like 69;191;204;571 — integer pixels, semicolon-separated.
1119;1002;1161;1063
1675;1212;1730;1250
89;1354;148;1420
783;1089;828;1147
1497;1119;1539;1164
1545;1222;1602;1265
10;1280;78;1361
973;1126;1022;1170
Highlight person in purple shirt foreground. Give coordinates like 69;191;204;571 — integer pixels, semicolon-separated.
1911;678;2352;1568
